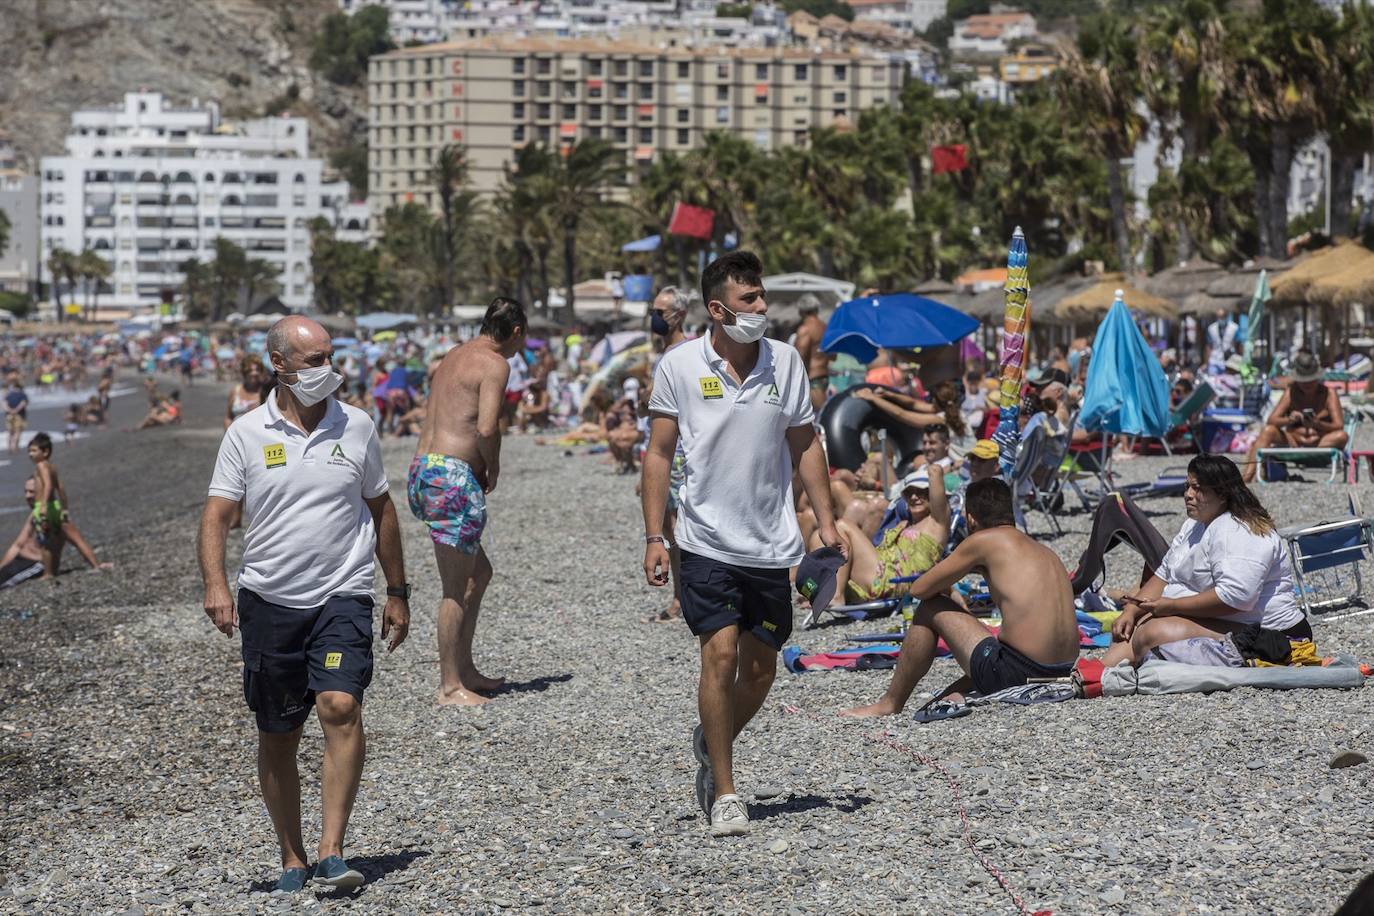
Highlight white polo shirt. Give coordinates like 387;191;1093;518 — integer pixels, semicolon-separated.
649;333;814;568
208;393;389;608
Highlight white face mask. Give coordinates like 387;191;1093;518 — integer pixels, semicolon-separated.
718;303;768;344
282;363;342;407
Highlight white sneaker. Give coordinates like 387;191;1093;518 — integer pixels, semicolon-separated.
709;794;751;837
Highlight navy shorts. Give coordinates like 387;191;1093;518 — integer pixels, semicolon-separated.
969;636;1075;695
679;549;792;650
237;588;375;733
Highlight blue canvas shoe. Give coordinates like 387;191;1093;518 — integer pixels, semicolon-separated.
312;855;365;890
274;866;312;892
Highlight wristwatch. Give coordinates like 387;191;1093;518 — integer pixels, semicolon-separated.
645;535;673;548
386;583;412;600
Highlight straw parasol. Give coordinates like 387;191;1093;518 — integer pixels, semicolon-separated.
1053;274;1177;319
1269;240;1374;306
1142;257;1229;305
1309;251;1374;306
913;278;956;296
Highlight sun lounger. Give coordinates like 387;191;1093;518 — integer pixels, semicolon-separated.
1258;412;1359;484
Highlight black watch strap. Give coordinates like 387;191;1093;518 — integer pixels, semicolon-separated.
386;584;411;600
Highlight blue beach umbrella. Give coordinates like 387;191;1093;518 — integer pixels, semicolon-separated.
1080;293;1171;436
820;293;979;363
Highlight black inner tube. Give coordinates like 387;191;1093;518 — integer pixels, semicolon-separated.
819;384;926;473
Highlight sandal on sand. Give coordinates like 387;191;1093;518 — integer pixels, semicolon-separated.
912;698;971;723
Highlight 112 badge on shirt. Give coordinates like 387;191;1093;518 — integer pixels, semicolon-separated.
698;377;723;400
263;443;287;468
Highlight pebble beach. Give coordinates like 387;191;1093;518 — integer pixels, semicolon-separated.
2;379;1373;915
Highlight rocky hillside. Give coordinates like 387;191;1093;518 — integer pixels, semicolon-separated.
0;0;366;167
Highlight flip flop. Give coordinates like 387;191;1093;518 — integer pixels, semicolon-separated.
912;699;971;723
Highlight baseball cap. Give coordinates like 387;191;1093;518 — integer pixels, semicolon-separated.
900;468;931;492
795;546;845;616
968;438;1000;460
1026;367;1071;388
622;377;641;397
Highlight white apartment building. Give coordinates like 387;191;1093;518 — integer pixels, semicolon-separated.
40;93;367;317
849;0;948;34
948;10;1037;56
339;0;462;44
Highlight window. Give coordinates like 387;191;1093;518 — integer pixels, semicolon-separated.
639;127;652;144
537;81;551;97
716;106;729;124
613;60;628;77
833;109;846;119
614;127;628;142
755;63;768;80
587;126;602;138
716;63;729;79
536;58;551;75
589;59;603;76
638;83;653;100
563;81;576;98
638;60;653;77
537;103;551;119
538;126;551;142
513;80;525;97
613;105;628;120
794;64;808;80
589;104;603;120
513;102;525;118
614;83;628;99
677;109;689;123
756;92;768;104
677;61;689;79
834;91;847;103
753;129;769;147
562;104;576;119
513;125;526;142
513;58;526;75
716;86;729;101
793;130;808;146
677;128;689;145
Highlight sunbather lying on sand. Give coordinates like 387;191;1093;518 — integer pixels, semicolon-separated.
842;477;1080;718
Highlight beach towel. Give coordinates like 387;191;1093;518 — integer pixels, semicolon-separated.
1100;658;1365;696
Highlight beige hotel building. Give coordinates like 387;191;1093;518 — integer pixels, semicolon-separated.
366;37;904;212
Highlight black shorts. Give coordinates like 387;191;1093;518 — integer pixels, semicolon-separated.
679;549;793;650
969;636;1075;695
237;588;375;733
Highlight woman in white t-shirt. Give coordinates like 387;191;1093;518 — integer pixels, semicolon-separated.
1103;454;1308;667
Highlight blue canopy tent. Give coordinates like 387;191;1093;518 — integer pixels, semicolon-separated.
621;234;661;253
356;312;419;333
820;293;979;363
1080;295;1171;437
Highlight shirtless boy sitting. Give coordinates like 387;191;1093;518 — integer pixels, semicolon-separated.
842;477;1079;717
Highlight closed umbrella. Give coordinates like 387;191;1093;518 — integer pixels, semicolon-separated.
820;293;978;363
993;227;1031;476
1080;293;1171;437
1242;269;1269;371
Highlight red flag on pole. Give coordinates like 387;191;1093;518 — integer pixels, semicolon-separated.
668;202;715;240
931;144;969;175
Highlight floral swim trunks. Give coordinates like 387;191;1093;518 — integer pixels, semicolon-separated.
407;453;487;554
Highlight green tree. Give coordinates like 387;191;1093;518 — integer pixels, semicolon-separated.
309;218;382;314
1323;1;1374;239
430;144;477;313
1058;12;1147;271
540;138;625;317
46;247;78;322
76;248;112;322
378;203;446;314
179;257;213;320
310;6;394;86
780;0;854;20
330;141;370;198
210;237;248;321
243;258;282;311
0;209;10;260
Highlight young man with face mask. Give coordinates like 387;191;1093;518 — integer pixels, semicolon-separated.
199;316;411;893
642;251;845;837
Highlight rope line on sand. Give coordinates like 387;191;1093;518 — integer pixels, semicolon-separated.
782;704;1050;916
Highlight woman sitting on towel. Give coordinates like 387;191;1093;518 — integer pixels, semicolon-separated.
808;466;950;603
1104;454;1310;667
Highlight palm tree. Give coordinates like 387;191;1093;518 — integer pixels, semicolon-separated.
210;237;248;321
542;138;624;318
430;144;470;312
47;248;79;323
179;257;212;320
1058;12;1148;273
243;258;282;312
1137;0;1229;261
76;249;112;322
1323;1;1374;238
1228;0;1340;258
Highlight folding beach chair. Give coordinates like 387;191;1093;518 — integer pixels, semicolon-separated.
1010;422;1062;535
1258;411;1359;484
1280;503;1374;622
1150;382;1215;456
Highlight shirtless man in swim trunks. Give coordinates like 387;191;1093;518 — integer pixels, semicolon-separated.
408;297;526;706
842;477;1079;718
793;295;831;412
